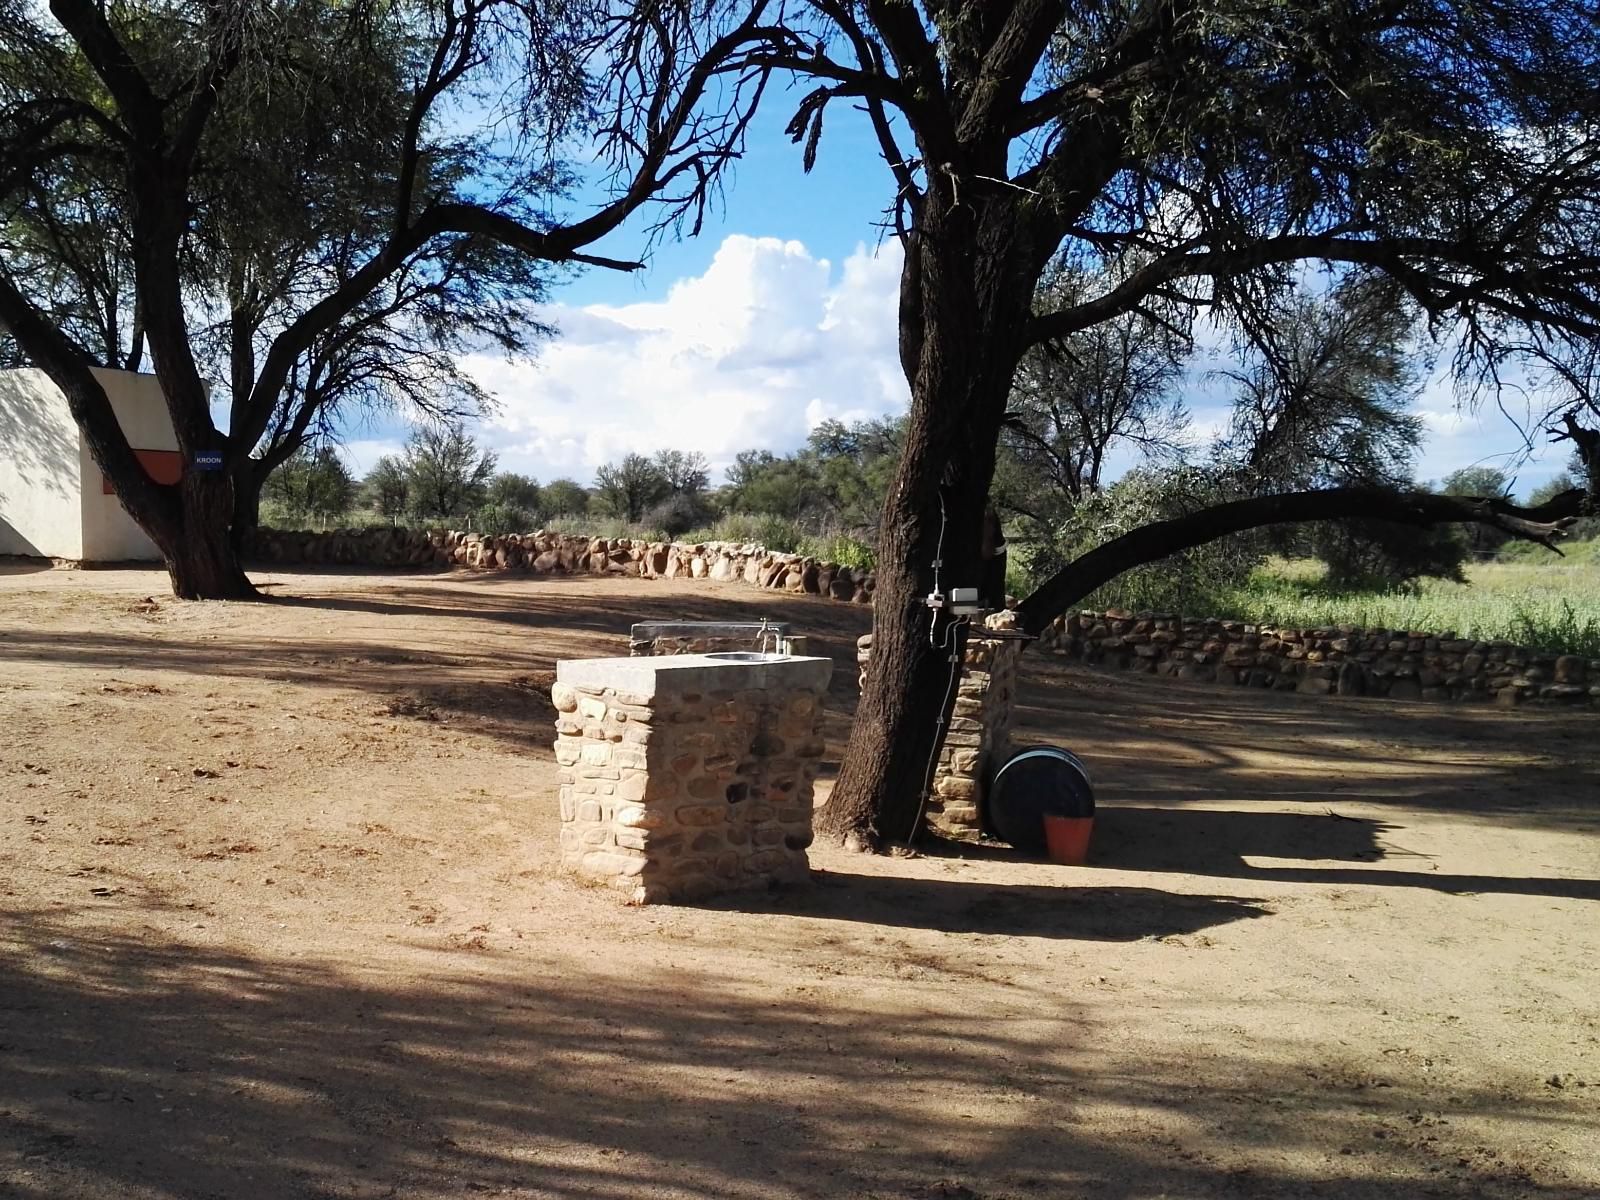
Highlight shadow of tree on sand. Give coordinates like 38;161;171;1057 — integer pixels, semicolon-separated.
1016;655;1600;830
1;907;1587;1200
1089;807;1600;902
707;873;1272;941
0;578;873;759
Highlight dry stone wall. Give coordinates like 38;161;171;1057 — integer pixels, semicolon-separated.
1036;610;1600;709
244;525;1597;714
244;526;878;605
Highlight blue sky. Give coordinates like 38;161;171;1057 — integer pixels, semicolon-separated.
560;89;900;308
344;95;1575;501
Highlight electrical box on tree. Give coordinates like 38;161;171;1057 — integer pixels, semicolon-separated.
949;587;985;616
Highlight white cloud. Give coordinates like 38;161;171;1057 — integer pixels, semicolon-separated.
341;438;404;477
460;234;906;484
1408;369;1570;492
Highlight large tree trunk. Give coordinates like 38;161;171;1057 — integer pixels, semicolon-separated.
818;201;1036;849
1556;410;1600;505
230;459;265;554
816;470;987;847
157;472;257;600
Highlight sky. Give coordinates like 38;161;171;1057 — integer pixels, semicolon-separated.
342;95;1576;500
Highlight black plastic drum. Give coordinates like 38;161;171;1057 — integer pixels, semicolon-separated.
984;747;1095;855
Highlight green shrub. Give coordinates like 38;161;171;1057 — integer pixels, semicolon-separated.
540;516;669;541
641;493;715;538
1019;467;1265;614
795;534;875;570
260;501;392;531
1004;556;1034;603
675;512;807;551
471;503;534;535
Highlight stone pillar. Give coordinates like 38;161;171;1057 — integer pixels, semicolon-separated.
552;654;831;903
856;610;1027;841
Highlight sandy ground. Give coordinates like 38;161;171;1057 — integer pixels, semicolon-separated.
1;563;1597;1200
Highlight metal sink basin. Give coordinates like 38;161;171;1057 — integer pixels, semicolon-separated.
706;651;790;662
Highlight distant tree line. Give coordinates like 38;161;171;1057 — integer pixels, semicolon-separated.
261;417;905;552
264;422;573;534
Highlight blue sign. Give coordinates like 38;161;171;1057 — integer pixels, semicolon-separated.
193;451;224;471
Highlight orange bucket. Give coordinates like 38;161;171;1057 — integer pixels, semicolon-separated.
1043;815;1094;865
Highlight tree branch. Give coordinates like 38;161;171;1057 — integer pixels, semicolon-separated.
1014;486;1584;635
1025;234;1600;350
237;5;784;461
862;0;957;162
47;0;162;146
168;3;246;177
956;0;1064;146
798;0;922;226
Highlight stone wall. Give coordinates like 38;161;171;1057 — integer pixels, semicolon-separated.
855;611;1026;840
1035;610;1600;709
243;524;1598;714
552;655;830;904
244;525;877;605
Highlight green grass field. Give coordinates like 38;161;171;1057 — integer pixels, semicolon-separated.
1212;545;1600;656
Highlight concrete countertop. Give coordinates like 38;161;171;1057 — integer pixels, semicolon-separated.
556;653;833;696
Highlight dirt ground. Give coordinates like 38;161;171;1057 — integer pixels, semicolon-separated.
1;563;1597;1200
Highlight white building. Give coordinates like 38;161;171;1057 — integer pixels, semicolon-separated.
0;367;177;562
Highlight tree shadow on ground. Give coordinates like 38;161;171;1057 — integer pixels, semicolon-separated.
0;907;1587;1200
4;567;1596;885
706;874;1272;941
262;570;871;639
0;577;871;757
262;573;874;705
1087;806;1600;901
1091;807;1396;871
0;554;55;574
909;804;1600;902
1015;653;1600;834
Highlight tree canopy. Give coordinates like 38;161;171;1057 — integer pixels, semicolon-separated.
402;422;497;524
260;444;357;529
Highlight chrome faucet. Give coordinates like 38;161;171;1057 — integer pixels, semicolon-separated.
755;618;782;656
